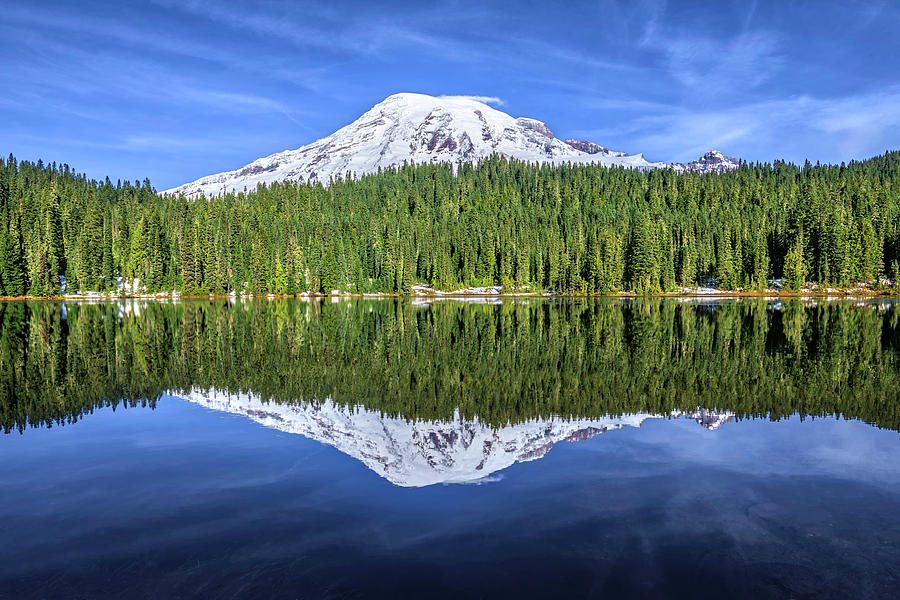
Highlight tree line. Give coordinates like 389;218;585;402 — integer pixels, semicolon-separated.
0;151;899;296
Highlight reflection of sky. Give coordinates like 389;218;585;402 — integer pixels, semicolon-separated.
596;414;900;486
1;397;899;598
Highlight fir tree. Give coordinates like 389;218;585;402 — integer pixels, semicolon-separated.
783;233;807;291
3;216;26;296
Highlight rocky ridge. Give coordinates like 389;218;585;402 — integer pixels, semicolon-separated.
672;150;741;174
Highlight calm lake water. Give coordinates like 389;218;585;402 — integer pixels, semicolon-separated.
1;298;899;599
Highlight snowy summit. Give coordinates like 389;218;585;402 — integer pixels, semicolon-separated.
672;150;741;174
164;93;669;198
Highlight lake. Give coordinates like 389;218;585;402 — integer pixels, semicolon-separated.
1;297;899;599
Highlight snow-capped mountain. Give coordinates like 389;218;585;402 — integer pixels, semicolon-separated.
672;150;740;174
164;93;668;198
176;388;733;487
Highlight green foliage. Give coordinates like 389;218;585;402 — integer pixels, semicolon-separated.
628;211;658;293
1;217;25;296
2;152;900;296
783;233;807;291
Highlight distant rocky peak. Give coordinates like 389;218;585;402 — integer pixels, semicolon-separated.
673;150;741;174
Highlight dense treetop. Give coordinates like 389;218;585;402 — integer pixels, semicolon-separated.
0;152;899;296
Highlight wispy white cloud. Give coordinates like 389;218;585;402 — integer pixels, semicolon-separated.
574;86;900;163
151;0;356;53
647;28;783;99
1;28;311;125
182;91;310;128
4;3;237;66
12;132;274;155
440;95;505;106
636;0;667;47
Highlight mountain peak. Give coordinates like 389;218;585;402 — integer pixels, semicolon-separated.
673;150;740;174
164;93;667;198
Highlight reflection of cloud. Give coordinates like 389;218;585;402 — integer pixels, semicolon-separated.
613;414;900;488
453;474;504;486
803;422;900;482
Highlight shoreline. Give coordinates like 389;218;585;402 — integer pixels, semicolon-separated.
2;288;896;302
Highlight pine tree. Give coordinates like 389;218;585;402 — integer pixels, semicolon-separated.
320;243;338;293
858;218;881;282
129;217;147;291
658;222;676;291
678;233;697;288
291;241;306;293
0;222;6;296
715;225;736;290
515;242;528;291
273;257;287;294
76;202;104;290
101;215;115;291
145;212;168;293
3;216;26;296
628;212;657;293
589;244;603;293
750;229;769;291
181;224;198;294
783;233;807;291
41;185;64;295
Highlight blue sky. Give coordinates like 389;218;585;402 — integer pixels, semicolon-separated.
3;0;900;189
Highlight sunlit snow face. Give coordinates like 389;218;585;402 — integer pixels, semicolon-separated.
164;93;668;199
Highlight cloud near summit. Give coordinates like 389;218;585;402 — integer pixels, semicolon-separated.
439;95;505;107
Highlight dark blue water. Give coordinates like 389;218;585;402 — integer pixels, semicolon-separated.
2;396;899;599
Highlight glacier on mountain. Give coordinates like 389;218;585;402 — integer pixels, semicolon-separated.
176;388;734;487
164;93;669;199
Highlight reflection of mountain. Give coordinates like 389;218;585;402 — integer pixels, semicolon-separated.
178;389;733;487
672;408;736;431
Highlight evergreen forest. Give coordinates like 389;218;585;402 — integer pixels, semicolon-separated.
0;152;899;296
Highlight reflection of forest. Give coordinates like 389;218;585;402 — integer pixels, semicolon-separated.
1;298;899;434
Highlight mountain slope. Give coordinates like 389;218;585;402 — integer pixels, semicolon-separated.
164;93;667;198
